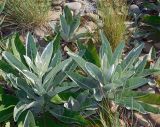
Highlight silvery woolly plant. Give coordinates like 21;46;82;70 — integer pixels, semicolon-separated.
0;33;93;126
66;31;160;114
50;6;87;43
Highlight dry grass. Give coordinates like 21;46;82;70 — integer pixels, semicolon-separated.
98;0;128;50
1;0;51;32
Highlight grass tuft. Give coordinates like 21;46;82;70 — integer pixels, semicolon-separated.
1;0;51;32
98;0;128;50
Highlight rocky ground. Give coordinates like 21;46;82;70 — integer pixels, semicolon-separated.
35;0;98;37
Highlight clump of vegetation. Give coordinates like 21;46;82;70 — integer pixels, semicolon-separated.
67;31;160;126
1;4;160;127
98;0;128;50
51;6;81;43
0;33;91;126
2;0;51;32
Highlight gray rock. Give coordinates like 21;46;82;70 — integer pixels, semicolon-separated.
54;6;62;11
81;0;97;14
64;2;82;14
52;0;63;6
154;42;160;50
129;4;141;15
48;10;61;21
143;42;153;53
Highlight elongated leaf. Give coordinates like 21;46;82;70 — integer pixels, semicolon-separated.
24;55;37;73
34;52;42;70
140;69;160;77
116;90;147;99
93;88;103;101
41;42;53;71
44;59;71;84
53;33;61;54
126;77;150;89
69;14;80;36
148;47;156;61
26;33;37;61
115;98;147;114
2;51;28;72
0;105;14;123
60;32;68;42
48;82;78;97
119;90;160;114
101;53;110;75
82;40;100;67
116;90;160;114
22;70;39;84
99;31;112;63
105;65;115;83
121;44;144;69
111;42;125;65
14;101;36;121
0;60;17;75
51;57;80;89
117;90;160;114
139;102;160;114
23;111;36;127
138;93;160;105
22;70;45;95
8;75;36;99
135;56;147;74
11;33;26;63
60;15;70;36
67;71;99;89
49;50;62;68
85;62;103;84
67;49;87;71
64;6;73;24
